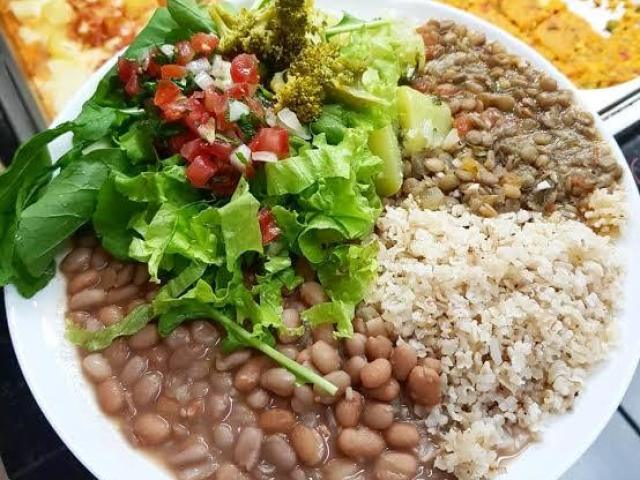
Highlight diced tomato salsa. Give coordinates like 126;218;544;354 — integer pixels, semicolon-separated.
116;32;289;196
258;209;281;245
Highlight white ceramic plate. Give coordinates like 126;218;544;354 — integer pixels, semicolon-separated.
5;1;640;479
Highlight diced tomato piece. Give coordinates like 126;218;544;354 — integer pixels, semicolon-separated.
204;89;227;114
176;40;195;65
227;82;257;99
117;57;138;83
183;95;210;133
146;54;162;78
453;114;472;136
230;54;260;84
187;156;217;188
169;131;198;153
124;74;141;96
210;166;240;197
244;96;264;119
258;209;280;244
206;141;233;161
191;32;219;55
161;100;188;122
180;138;206;162
250;128;289;159
154;80;181;106
161;64;187;80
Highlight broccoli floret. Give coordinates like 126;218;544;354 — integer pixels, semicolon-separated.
211;0;313;70
275;42;342;123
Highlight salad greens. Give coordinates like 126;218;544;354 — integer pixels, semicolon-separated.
0;0;441;394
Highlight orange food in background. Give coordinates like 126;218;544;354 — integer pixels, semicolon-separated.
0;0;166;119
438;0;640;89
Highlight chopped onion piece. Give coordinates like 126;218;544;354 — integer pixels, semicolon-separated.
159;44;176;58
210;55;231;79
194;71;215;91
276;108;311;139
265;110;277;127
252;151;279;163
186;57;211;74
214;78;232;90
442;128;460;152
229;100;250;121
197;118;217;143
230;144;252;172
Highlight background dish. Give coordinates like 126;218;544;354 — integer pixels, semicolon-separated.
4;1;640;479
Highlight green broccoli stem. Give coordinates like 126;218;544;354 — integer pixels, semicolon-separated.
208;309;339;396
325;18;392;38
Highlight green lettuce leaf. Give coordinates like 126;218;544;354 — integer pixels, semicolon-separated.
317;242;378;303
218;179;263;269
302;301;355;339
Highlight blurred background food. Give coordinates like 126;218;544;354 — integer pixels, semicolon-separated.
0;0;166;118
0;0;638;121
438;0;639;89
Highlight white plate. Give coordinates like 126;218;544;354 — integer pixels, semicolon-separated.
5;1;640;479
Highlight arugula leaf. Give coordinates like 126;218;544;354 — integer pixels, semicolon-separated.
73;103;118;142
15;150;124;277
302;301;355;339
168;0;216;34
218;179;263;269
116;121;157;164
92;176;142;259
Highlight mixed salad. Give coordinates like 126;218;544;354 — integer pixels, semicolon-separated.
0;0;452;394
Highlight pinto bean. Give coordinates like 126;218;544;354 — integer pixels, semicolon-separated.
61;247;92;273
337;427;386;460
312;324;338;347
169;437;210;466
115;264;135;288
90;247;109;270
365;317;387;337
128;324;159;349
177;461;217;480
299;281;328;306
97;377;125;413
361;358;392;389
261;368;295;397
335;391;363;427
345;333;367;357
105;285;139;305
169;344;207;370
423;357;442;374
206;393;230;421
133;413;171;446
234;427;263;471
68;269;99;294
259;408;296;433
408;365;441;406
311;340;341;374
390;344;418;381
82;353;112;383
234;357;269;393
190;320;219;345
384;423;420;449
215;349;251;371
209;372;233;393
365;378;400;402
69;288;106;310
103;338;130;369
314;370;350;404
291;385;315;414
212;424;235;451
374;452;418;480
216;464;248;480
164;326;191;350
278;308;302;344
263;435;297;472
120;355;148;386
246;388;270;409
362;402;394;430
344;356;367;385
97;305;124;326
323;459;362;480
133;371;163;406
133;264;149;285
290;425;325;466
366;336;393;360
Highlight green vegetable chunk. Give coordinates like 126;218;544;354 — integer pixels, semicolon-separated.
369;124;403;196
397;86;453;155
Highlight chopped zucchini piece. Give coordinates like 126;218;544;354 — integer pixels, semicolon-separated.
397;86;452;155
369;124;403;197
